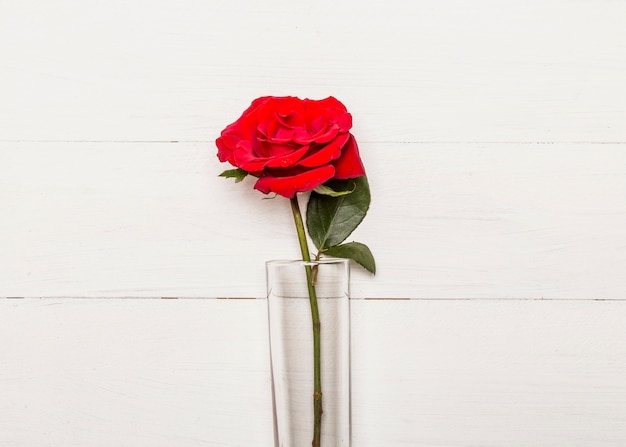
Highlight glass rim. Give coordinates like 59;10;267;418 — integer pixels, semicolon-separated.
265;258;349;268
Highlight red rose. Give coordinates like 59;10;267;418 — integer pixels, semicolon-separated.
216;96;365;198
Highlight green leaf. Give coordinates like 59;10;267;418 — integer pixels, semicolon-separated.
219;168;248;183
306;176;371;250
323;242;376;274
313;183;355;197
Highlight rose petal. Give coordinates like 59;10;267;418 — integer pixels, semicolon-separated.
233;141;268;172
263;144;310;168
257;139;295;157
315;99;351;126
254;165;335;198
257;97;302;137
298;133;350;168
215;136;234;163
331;134;365;179
336;112;352;132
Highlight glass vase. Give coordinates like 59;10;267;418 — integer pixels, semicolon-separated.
266;258;351;447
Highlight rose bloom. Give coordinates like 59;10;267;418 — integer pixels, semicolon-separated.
216;96;365;198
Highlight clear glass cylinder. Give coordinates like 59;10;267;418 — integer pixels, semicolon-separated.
266;259;350;447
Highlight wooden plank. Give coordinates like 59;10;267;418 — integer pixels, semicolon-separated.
1;0;625;142
1;298;625;446
2;142;625;299
351;299;626;446
0;298;273;446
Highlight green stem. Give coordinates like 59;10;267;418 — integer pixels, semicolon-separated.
290;196;323;447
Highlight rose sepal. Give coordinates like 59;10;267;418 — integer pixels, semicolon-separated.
312;183;356;197
219;168;248;183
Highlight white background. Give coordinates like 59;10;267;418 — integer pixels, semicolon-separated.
1;1;626;445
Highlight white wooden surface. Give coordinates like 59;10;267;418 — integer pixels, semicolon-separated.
2;299;626;446
2;0;626;445
2;141;625;299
